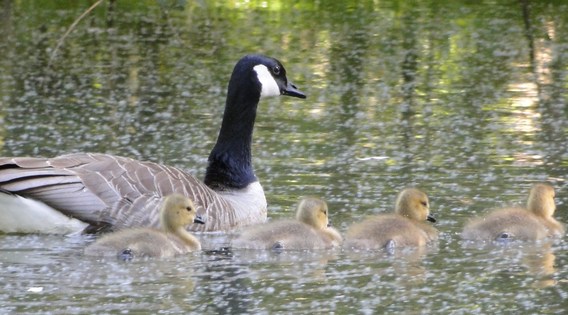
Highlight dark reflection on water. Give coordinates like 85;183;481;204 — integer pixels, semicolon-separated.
1;0;568;313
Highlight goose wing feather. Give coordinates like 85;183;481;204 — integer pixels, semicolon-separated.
0;155;106;221
0;153;236;231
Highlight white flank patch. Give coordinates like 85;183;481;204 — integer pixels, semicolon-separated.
253;64;280;98
0;194;87;234
217;181;267;227
27;287;44;293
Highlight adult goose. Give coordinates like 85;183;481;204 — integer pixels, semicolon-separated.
0;54;306;234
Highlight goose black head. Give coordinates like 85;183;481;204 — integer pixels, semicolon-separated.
233;54;306;100
205;54;306;190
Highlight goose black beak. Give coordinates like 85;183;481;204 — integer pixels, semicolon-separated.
427;214;436;223
194;215;205;225
282;81;306;99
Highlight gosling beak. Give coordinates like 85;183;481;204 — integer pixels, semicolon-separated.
193;215;205;225
282;80;306;99
427;214;436;223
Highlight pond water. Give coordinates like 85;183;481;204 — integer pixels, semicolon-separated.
1;0;568;313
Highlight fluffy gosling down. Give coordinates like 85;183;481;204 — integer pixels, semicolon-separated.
461;183;565;242
345;188;438;250
84;194;205;259
232;197;343;250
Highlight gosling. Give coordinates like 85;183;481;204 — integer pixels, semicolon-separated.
84;194;205;259
232;196;343;250
462;183;564;242
344;188;438;250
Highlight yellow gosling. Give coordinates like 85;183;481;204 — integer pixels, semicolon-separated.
345;188;438;250
232;196;342;250
84;194;204;259
462;183;564;241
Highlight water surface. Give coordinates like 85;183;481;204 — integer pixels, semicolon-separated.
1;0;568;313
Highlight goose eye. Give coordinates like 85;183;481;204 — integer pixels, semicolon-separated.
272;65;281;75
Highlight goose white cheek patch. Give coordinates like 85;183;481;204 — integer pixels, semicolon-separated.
253;64;281;98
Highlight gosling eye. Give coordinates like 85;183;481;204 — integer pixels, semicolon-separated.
421;201;428;207
185;206;193;212
272;65;281;76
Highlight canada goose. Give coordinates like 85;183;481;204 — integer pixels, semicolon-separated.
84;194;204;259
461;183;564;241
0;54;306;234
344;188;438;250
232;197;343;250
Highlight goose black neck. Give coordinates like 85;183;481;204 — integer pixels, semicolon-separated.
204;65;261;190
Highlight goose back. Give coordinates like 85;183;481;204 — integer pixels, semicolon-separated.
0;153;266;232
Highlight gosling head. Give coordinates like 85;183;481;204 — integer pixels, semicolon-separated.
527;183;556;218
394;188;436;223
295;196;330;230
160;194;205;231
